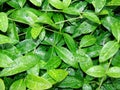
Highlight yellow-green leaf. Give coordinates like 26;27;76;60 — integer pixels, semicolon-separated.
48;69;68;82
107;67;120;78
0;79;5;90
25;74;52;90
0;12;8;32
31;24;43;39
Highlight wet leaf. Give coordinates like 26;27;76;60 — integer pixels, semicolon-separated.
99;41;119;63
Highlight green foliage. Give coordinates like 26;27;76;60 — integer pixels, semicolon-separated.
0;0;120;90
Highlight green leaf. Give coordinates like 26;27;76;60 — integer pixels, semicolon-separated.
27;64;40;76
9;8;38;25
29;0;43;7
63;0;71;7
0;54;39;76
63;1;87;15
113;79;120;89
80;35;96;48
112;51;120;67
99;41;119;63
92;0;106;13
111;20;120;42
37;14;58;29
31;24;43;39
73;20;98;37
25;74;52;90
42;73;57;85
64;33;77;52
7;0;26;8
83;11;101;24
53;13;64;29
48;69;68;82
55;46;78;68
101;16;117;31
86;65;106;77
7;22;19;44
0;12;8;32
49;0;71;9
10;79;26;90
76;49;93;72
0;52;13;68
58;76;83;88
0;0;8;5
83;44;102;58
85;0;93;3
79;55;93;72
107;0;120;6
107;67;120;78
0;79;5;90
62;7;80;15
82;84;92;90
0;34;12;44
16;39;36;54
44;56;61;70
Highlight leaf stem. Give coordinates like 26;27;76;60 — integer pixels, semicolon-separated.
97;58;113;89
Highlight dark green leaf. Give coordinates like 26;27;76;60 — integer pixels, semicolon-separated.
53;13;64;29
112;51;120;67
58;76;83;88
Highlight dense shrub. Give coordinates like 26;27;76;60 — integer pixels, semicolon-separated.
0;0;120;90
